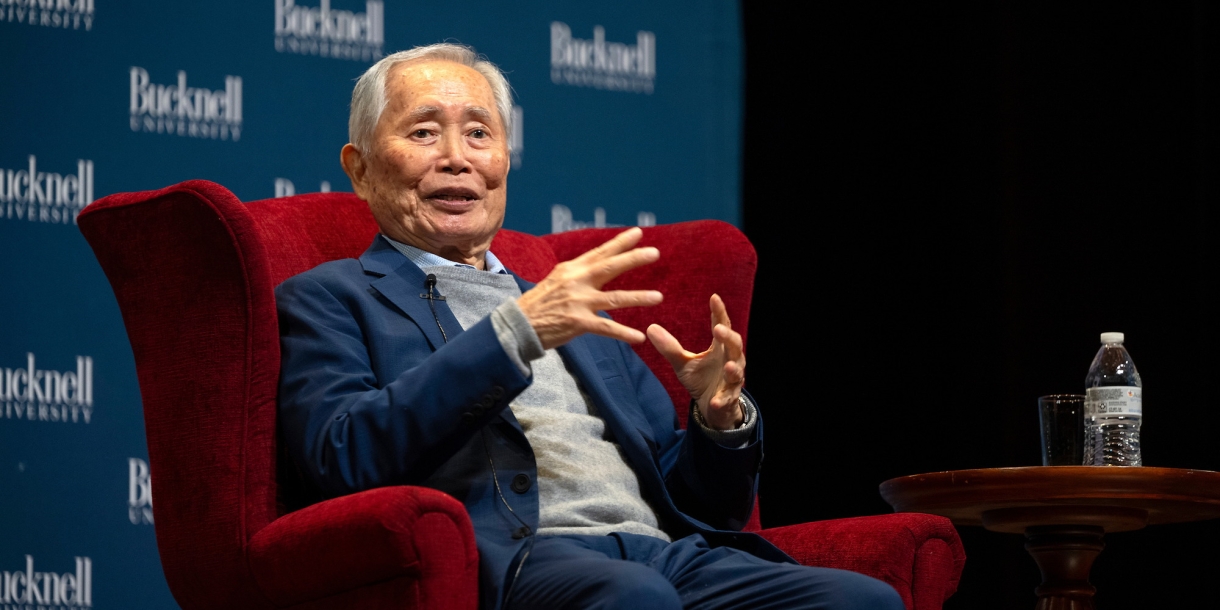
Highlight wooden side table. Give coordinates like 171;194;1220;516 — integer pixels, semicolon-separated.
880;467;1220;609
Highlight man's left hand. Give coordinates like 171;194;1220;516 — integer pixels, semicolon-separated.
646;294;746;430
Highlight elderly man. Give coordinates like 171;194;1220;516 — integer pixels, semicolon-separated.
276;43;902;610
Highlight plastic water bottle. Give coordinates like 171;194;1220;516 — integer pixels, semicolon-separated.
1084;332;1143;466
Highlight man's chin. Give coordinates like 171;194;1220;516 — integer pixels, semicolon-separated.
423;220;498;248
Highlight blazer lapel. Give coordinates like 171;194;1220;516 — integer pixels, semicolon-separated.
360;236;464;350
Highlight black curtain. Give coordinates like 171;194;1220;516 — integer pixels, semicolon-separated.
741;3;1218;608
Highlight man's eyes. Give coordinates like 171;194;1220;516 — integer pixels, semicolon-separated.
406;127;489;139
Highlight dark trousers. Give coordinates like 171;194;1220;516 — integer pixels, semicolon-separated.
504;532;904;610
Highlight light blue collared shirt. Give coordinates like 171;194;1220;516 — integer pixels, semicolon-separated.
381;234;509;275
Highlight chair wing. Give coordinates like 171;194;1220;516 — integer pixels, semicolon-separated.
79;180;285;607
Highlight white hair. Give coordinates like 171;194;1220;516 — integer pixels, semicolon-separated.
348;43;514;154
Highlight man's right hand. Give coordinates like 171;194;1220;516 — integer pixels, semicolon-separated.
517;227;663;350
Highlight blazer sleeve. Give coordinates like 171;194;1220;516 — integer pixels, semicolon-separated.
276;273;533;497
615;339;763;532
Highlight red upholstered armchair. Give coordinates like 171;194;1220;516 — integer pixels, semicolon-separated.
78;180;964;610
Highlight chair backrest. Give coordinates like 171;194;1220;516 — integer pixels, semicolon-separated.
78;180;758;608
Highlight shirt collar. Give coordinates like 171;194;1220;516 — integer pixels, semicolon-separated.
380;234;508;274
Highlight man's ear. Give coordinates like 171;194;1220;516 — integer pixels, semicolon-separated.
340;144;370;201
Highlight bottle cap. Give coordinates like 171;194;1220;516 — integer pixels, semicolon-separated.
1100;332;1125;344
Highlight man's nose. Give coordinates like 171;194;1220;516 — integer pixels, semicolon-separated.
436;131;473;175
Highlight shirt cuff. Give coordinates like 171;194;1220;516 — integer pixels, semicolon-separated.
490;298;546;377
691;395;757;447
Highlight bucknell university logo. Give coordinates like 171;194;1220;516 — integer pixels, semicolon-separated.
275;0;385;61
0;155;94;225
1;0;94;31
0;556;93;608
128;458;154;525
551;205;657;234
129;67;243;141
0;353;94;424
550;22;656;94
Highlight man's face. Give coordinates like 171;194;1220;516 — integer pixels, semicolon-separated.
348;60;510;260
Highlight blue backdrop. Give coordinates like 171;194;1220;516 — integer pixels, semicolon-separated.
0;1;742;607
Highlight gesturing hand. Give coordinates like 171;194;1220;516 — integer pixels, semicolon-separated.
646;294;746;431
517;227;663;350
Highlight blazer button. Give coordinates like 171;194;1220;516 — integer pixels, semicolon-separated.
511;525;532;539
510;473;531;494
491;386;505;400
461;412;476;425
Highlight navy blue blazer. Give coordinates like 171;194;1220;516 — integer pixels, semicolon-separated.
276;236;786;610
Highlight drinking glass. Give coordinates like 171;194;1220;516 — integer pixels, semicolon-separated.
1038;394;1085;466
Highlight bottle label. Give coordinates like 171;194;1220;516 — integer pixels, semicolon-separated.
1085;386;1142;417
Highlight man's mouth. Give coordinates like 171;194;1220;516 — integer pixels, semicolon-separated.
426;188;480;204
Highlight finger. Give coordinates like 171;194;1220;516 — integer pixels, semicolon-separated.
709;363;745;409
647;324;696;369
573;227;644;263
713;324;744;363
709;293;731;330
587;246;660;286
713;362;744;395
586;316;647;344
722;359;746;386
596;289;663;311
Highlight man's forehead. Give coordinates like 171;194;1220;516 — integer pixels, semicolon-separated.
381;60;499;128
387;60;494;100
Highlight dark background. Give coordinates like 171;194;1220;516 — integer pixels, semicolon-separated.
742;2;1218;608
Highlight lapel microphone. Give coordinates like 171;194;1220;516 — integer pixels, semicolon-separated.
421;273;449;344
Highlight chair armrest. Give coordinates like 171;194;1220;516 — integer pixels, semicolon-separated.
758;513;965;610
249;486;478;608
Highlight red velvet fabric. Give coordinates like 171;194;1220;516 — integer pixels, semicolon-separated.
759;514;967;610
249;486;477;609
79;180;964;610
